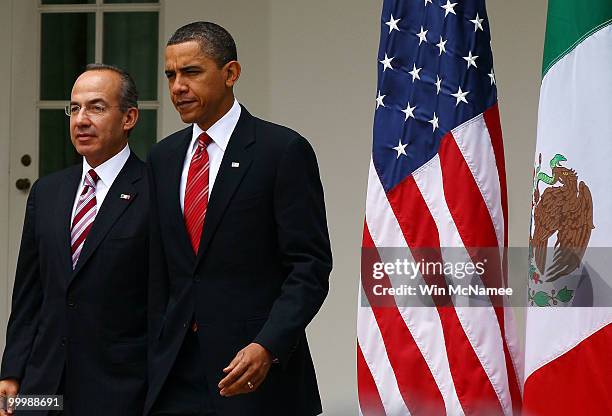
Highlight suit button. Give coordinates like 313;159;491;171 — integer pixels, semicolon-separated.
61;337;67;346
194;277;201;282
67;299;76;308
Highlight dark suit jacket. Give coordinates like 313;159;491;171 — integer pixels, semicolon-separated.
146;106;332;416
1;152;149;416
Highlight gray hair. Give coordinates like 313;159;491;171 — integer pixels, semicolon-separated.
167;21;237;68
84;63;139;112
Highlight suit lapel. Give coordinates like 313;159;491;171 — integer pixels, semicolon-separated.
70;153;142;282
55;166;83;279
194;107;255;269
161;126;197;264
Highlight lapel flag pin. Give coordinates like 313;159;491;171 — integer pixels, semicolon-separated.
120;194;131;200
231;162;240;168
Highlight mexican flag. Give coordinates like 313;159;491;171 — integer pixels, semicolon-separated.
525;1;612;415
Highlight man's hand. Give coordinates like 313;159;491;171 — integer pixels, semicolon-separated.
218;343;272;397
0;379;19;415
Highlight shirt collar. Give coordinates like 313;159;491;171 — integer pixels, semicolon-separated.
191;98;241;152
81;144;131;188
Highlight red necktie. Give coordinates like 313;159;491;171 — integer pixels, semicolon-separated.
71;169;99;269
184;132;213;254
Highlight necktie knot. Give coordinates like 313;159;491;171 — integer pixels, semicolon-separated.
197;132;213;150
85;169;99;188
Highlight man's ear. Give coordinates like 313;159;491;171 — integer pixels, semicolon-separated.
224;61;241;88
123;107;139;133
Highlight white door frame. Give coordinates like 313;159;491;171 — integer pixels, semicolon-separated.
4;0;38;353
2;0;163;351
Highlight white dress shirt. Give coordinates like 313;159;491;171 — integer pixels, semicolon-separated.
71;144;131;223
179;98;241;212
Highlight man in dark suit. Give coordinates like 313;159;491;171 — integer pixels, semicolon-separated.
146;22;332;416
0;64;148;415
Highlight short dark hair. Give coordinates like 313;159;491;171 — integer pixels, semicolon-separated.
167;21;237;68
84;63;139;112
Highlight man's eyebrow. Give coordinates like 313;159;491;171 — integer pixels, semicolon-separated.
70;98;107;106
165;65;201;77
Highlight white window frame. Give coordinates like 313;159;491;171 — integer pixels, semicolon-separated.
37;0;162;126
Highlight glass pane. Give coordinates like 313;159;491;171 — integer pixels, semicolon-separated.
103;12;158;100
42;0;94;4
41;13;95;100
129;109;157;161
39;110;80;177
104;0;158;3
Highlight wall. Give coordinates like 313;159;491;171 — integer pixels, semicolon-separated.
488;1;547;248
488;0;547;352
161;0;272;137
0;1;548;414
266;2;380;414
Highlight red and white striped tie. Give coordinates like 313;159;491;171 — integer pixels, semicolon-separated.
184;132;213;254
71;169;99;269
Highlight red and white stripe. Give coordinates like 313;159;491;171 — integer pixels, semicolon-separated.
71;170;98;269
358;105;522;415
184;133;212;253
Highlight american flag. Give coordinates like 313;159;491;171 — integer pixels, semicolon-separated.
358;1;522;415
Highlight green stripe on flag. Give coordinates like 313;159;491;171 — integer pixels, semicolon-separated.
542;0;612;77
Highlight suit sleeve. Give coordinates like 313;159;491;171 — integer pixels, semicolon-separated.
146;156;170;347
1;181;43;381
253;135;332;364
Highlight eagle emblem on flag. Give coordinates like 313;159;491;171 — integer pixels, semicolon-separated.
529;153;594;290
